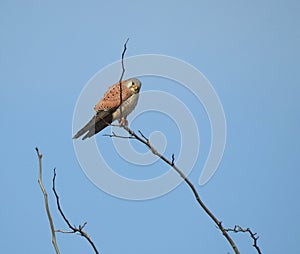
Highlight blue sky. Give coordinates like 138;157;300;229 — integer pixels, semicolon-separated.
1;0;299;253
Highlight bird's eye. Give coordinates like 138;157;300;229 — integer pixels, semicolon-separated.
132;81;135;85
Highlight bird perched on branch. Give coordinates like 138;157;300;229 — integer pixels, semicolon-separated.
73;78;141;140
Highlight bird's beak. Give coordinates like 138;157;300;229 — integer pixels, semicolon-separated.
133;84;140;92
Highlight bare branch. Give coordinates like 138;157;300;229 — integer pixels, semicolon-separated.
103;131;135;139
52;168;100;254
118;38;129;120
52;168;73;229
225;225;262;254
113;41;244;254
55;230;75;234
138;130;149;142
35;147;60;254
112;42;247;253
118;128;241;253
171;153;175;166
105;39;261;254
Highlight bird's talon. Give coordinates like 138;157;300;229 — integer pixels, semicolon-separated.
119;117;128;126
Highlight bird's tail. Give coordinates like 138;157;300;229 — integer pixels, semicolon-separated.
72;113;113;140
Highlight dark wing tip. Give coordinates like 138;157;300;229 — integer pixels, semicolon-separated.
72;128;89;139
72;110;114;140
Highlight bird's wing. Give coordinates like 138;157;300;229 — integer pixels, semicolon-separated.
94;81;133;112
72;108;117;140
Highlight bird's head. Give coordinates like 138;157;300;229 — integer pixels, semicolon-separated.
126;78;141;94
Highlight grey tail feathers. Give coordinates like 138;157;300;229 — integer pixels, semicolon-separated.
72;113;113;140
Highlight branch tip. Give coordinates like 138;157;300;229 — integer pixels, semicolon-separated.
138;130;149;142
171;154;175;165
118;38;129;119
35;147;42;158
225;225;261;254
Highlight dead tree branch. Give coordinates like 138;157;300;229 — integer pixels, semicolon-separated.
103;131;135;139
109;41;264;254
225;225;262;254
52;168;100;254
118;38;129;119
111;127;241;254
36;147;99;254
35;147;60;254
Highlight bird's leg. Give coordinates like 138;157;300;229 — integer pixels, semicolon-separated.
119;117;128;126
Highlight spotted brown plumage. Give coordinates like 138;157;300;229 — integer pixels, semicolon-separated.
73;78;141;140
94;81;132;112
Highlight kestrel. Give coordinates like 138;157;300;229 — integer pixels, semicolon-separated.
73;78;141;140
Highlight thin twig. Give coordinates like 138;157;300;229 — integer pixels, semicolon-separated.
225;225;262;254
55;230;75;234
171;153;175;166
103;131;135;139
52;169;73;229
138;130;149;142
52;168;100;254
35;147;60;254
118;38;129;119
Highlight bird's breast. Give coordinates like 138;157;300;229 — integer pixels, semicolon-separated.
112;94;139;121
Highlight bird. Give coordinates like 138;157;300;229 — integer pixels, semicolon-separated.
73;78;141;140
